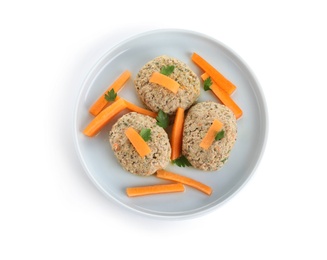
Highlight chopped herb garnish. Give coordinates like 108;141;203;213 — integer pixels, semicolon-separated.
215;129;225;140
156;109;169;128
160;65;175;76
172;155;192;167
203;77;213;91
104;89;117;101
221;158;228;163
139;128;151;141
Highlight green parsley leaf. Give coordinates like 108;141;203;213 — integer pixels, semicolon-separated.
104;89;117;102
156;109;169;128
139;128;151;141
172;155;192;167
160;65;175;76
215;129;225;140
221;158;228;163
203;77;213;91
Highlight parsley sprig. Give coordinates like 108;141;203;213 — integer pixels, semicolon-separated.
215;130;225;140
203;77;213;91
160;65;175;76
139;128;151;141
156;110;169;128
172;155;192;167
104;89;117;101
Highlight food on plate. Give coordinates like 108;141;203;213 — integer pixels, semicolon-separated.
124;99;157;118
199;119;224;150
84;96;158;137
201;73;243;119
89;70;131;116
83;51;243;198
124;127;151;158
170;107;185;160
109;112;171;176
192;52;236;95
134;55;200;115
83;98;127;137
126;183;185;197
182;101;237;171
149;71;180;94
156;169;212;195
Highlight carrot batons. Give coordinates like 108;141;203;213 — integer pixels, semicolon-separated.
125;127;151;158
124;99;157;118
199;119;223;150
126;183;185;197
89;70;131;116
149;71;180;94
170;107;185;160
201;73;243;119
83;98;127;137
156;169;212;195
192;53;236;95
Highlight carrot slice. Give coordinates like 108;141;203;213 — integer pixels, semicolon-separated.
125;127;151;158
156;169;212;195
192;53;236;95
126;183;185;197
123;99;157;118
170;107;185;160
201;73;243;119
83;98;126;137
89;70;131;116
199;119;223;150
149;71;180;94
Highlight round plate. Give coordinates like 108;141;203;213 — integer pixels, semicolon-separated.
73;29;268;219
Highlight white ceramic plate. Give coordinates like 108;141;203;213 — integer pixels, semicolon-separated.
73;29;268;219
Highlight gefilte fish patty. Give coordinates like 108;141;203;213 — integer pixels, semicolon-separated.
134;55;200;115
109;112;171;176
182;101;237;171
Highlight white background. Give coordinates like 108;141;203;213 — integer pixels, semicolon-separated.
1;0;326;259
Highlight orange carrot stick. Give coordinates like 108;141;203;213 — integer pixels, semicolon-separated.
156;169;212;195
170;107;185;160
192;53;236;95
126;183;185;197
149;71;180;94
89;70;131;116
201;73;243;119
123;99;157;118
125;127;151;158
199;119;223;150
83;98;126;137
